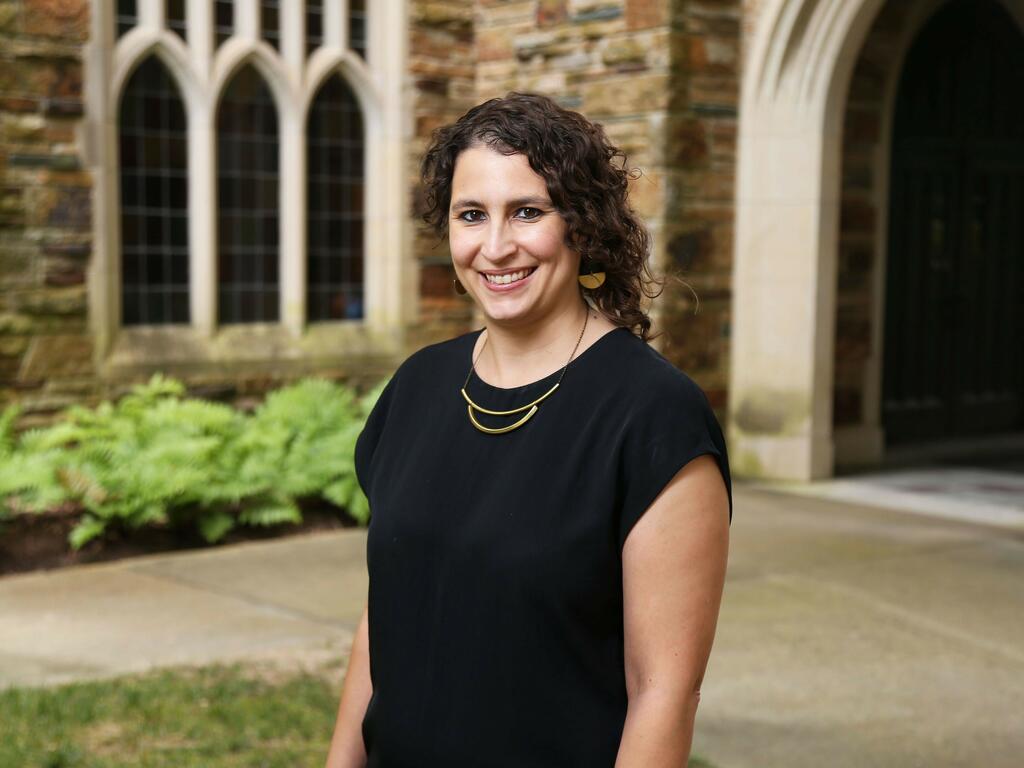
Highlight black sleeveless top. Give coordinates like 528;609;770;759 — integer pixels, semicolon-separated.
354;326;733;767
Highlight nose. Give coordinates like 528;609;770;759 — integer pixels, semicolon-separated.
481;218;517;263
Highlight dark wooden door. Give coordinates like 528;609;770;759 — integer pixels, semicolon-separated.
883;0;1024;445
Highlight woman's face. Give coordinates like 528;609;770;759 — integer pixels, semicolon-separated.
448;145;581;328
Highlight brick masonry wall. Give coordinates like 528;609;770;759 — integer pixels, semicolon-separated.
834;0;909;427
470;0;740;412
0;0;96;426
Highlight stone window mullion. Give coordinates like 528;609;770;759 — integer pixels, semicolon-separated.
280;0;304;75
236;0;258;41
187;0;212;71
365;0;406;332
280;110;306;334
137;0;164;30
189;101;217;336
324;0;344;51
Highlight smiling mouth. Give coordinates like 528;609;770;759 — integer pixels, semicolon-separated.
481;267;536;286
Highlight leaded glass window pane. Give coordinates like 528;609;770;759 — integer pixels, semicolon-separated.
260;0;280;51
306;0;324;57
215;0;233;49
119;57;189;326
167;0;186;41
348;0;366;59
116;0;137;38
217;66;279;324
307;75;364;321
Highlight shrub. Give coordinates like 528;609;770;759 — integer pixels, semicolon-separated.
0;374;387;549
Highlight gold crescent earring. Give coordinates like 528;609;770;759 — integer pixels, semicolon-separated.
578;256;606;290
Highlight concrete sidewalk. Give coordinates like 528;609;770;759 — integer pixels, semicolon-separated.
694;486;1024;768
0;526;368;689
1;485;1022;767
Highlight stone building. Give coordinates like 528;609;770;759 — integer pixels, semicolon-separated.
1;0;1021;480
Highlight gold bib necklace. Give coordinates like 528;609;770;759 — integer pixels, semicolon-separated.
461;311;589;435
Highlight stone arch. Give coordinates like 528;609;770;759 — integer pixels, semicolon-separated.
730;0;889;480
303;50;378;120
732;0;1024;480
211;43;299;124
305;70;367;321
834;0;1024;465
110;33;201;125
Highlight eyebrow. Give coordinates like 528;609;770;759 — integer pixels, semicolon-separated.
450;196;552;211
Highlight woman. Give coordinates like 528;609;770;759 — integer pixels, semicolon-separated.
325;92;732;768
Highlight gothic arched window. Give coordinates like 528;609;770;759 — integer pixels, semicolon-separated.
307;75;365;320
216;66;279;323
118;56;189;325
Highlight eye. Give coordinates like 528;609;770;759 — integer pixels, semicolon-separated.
456;209;485;222
516;207;542;220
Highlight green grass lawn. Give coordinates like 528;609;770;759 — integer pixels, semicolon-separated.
0;660;344;768
0;659;717;767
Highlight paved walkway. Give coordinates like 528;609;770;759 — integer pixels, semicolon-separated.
2;484;1023;767
751;464;1024;529
0;526;368;688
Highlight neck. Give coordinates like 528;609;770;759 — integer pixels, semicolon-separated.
478;297;590;387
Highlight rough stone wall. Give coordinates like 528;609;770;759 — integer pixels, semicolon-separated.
659;0;740;410
834;1;909;427
0;0;95;427
0;0;746;427
406;0;477;350
471;0;740;412
474;0;673;231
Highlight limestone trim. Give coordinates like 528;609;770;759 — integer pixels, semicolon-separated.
732;0;888;480
85;0;410;377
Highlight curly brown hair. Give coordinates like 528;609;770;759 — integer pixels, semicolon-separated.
419;91;663;341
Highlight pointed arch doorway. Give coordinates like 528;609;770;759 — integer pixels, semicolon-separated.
883;0;1024;445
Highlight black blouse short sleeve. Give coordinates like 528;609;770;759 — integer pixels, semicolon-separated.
357;328;734;767
616;367;733;551
354;372;399;502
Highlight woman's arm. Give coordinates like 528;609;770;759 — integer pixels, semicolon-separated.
615;454;730;768
325;602;373;768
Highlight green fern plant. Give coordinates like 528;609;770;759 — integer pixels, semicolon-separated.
0;372;387;549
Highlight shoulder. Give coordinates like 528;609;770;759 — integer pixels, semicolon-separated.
604;332;734;532
355;329;478;495
602;329;711;409
359;328;478;429
391;328;480;383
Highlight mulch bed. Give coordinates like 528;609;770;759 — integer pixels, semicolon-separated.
0;497;360;577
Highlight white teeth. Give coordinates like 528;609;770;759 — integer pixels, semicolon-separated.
485;269;532;285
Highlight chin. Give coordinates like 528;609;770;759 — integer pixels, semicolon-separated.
480;303;531;325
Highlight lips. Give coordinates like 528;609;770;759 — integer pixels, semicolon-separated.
479;267;537;291
482;267;535;285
